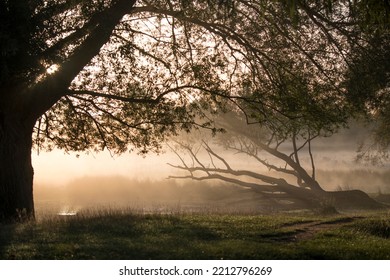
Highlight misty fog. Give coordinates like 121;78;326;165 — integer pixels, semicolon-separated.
32;121;390;217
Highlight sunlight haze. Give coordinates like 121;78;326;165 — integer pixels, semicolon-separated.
32;149;175;186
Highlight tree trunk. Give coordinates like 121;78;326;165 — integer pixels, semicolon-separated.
0;112;35;222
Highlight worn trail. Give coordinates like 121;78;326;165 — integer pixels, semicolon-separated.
270;217;363;242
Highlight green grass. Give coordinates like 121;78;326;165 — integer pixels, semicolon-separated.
1;208;390;259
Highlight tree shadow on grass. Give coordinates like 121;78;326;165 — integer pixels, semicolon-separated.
14;214;221;259
4;214;345;260
64;215;221;259
0;223;20;259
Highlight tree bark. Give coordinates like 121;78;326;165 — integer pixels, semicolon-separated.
0;0;138;223
0;112;35;222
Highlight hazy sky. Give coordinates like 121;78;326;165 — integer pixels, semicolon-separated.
32;149;176;186
32;123;384;189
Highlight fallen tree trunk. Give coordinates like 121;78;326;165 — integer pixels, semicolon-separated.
168;141;386;212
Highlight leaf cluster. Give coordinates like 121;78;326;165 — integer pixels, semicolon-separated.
0;0;370;156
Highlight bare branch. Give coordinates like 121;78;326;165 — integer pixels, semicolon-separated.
308;131;316;180
166;143;190;170
202;141;232;171
168;173;276;192
68;89;165;104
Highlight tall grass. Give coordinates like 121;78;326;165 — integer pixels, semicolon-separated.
1;206;390;260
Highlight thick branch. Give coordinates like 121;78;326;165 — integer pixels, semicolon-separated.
41;9;105;62
242;132;323;192
26;0;137;121
308;131;316;180
169;163;295;189
168;173;276;192
203;141;232;171
168;163;320;206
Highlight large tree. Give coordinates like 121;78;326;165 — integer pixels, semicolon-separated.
167;0;390;211
0;0;369;222
169;112;383;212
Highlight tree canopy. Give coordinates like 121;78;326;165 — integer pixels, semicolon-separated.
1;0;365;154
0;0;388;221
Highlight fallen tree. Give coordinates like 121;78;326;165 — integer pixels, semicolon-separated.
168;114;384;212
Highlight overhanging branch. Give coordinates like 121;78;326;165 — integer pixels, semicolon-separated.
68;89;165;104
27;0;138;121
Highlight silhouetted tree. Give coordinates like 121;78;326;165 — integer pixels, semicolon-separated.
169;112;384;211
0;0;375;221
168;0;390;211
345;32;390;164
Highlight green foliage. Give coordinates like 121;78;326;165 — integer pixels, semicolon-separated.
222;1;351;140
2;210;390;259
0;0;44;84
351;0;390;32
346;34;390;111
345;31;390;163
0;0;377;156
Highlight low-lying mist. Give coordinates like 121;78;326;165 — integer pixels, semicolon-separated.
34;176;269;216
34;168;390;217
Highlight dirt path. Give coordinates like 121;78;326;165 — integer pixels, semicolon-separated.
273;217;363;242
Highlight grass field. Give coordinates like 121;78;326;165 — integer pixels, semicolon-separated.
1;208;390;260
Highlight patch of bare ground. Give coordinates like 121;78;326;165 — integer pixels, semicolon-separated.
267;217;364;242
